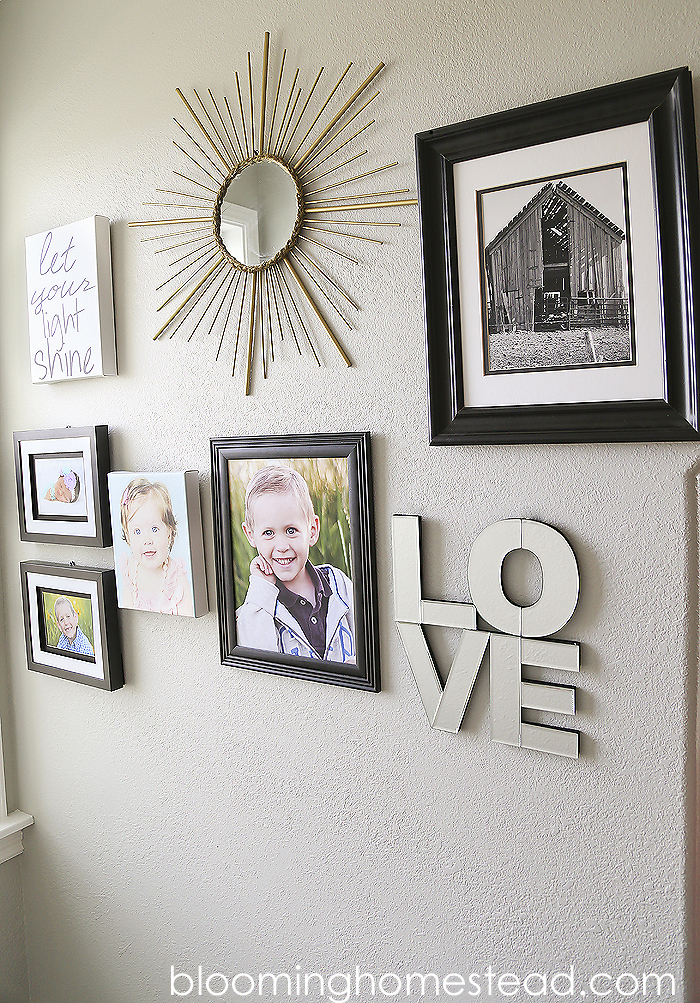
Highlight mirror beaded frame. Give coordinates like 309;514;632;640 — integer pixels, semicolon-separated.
213;155;305;272
130;32;417;394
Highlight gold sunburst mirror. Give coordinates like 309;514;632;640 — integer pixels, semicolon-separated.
130;33;417;393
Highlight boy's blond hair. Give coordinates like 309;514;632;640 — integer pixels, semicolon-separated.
54;596;77;619
244;465;315;529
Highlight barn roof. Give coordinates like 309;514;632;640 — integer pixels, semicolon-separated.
484;180;625;254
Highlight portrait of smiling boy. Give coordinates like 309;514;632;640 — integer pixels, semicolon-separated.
236;464;355;663
52;595;94;657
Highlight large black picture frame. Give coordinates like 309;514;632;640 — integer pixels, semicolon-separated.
416;67;700;443
211;432;380;692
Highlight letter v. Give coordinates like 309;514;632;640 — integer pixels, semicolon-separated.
392;515;489;734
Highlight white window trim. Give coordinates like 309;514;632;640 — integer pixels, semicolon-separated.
220;203;260;265
0;714;33;864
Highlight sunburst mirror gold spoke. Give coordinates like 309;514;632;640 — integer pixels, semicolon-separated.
130;33;417;394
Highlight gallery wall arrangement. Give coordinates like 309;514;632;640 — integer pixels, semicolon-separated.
10;62;700;721
2;5;700;997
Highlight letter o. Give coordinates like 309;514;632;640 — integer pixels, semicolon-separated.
206;973;230;997
378;973;402;996
467;519;579;638
232;973;255;996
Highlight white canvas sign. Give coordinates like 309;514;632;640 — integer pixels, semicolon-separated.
25;215;117;383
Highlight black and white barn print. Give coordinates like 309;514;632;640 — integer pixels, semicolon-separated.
478;164;634;375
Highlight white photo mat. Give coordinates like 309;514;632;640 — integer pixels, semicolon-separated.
454;121;664;408
20;435;97;538
25;571;104;679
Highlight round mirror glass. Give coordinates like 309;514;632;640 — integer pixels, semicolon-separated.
219;159;300;267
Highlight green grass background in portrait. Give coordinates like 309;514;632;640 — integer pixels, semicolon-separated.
41;590;95;648
228;457;351;609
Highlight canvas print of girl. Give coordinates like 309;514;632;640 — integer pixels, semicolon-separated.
107;471;208;618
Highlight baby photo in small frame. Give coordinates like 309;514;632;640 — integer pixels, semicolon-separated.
14;426;111;546
20;561;123;690
210;432;379;692
107;471;208;618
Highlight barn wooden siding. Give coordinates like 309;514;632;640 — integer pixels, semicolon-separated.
484;181;626;331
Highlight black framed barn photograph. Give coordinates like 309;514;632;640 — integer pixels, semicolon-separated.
416;67;700;443
20;561;123;690
211;432;379;692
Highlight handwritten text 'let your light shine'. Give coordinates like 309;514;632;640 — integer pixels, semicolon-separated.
30;231;95;380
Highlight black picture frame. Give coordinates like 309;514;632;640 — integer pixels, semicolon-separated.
13;426;112;545
416;67;700;443
20;561;123;690
211;432;380;692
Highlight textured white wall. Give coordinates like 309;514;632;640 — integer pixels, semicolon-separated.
0;856;29;1003
0;0;699;1001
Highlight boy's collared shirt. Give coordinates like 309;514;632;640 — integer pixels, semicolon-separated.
274;562;331;659
236;563;355;663
57;625;95;657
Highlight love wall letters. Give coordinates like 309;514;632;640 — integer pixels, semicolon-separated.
392;516;581;759
25;216;117;383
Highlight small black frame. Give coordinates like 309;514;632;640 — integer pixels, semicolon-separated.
14;426;112;545
20;561;123;690
211;432;380;692
416;67;700;443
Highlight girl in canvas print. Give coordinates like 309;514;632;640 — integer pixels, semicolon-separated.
118;478;193;616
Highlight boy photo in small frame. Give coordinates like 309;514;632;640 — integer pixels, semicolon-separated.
39;589;95;661
20;562;123;690
211;433;379;692
14;426;111;546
